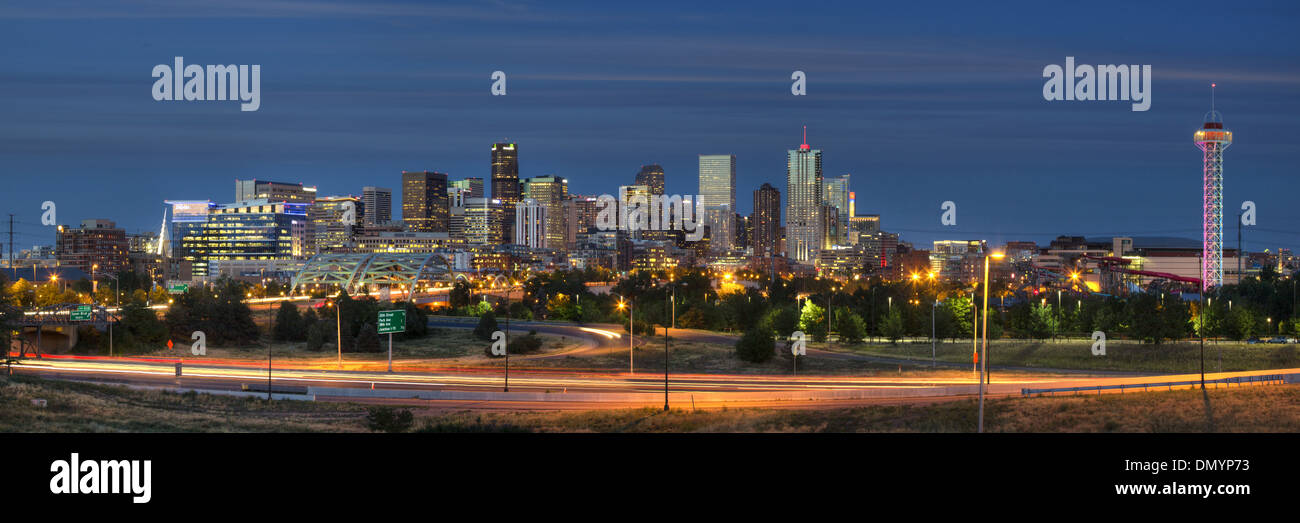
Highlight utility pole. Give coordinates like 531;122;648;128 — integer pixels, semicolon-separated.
7;214;14;281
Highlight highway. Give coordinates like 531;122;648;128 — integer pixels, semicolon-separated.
8;317;1297;410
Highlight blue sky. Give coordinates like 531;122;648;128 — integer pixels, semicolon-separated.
2;0;1299;253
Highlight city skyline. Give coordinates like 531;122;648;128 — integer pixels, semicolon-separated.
3;2;1300;256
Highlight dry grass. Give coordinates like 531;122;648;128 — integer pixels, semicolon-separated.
845;339;1300;373
5;373;1296;433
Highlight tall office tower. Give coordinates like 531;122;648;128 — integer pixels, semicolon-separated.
235;179;317;204
820;204;840;250
824;174;850;245
619;185;653;238
401;171;450;233
1195;86;1232;290
461;197;505;246
699;154;736;251
521;175;569;250
515;198;547;248
564;195;601;249
491;143;521;242
786;126;823;263
55;219;128;274
736;214;752;252
448;187;469;209
635;164;666;196
752;182;781;257
451;177;485;199
361;187;392;226
307;196;364;255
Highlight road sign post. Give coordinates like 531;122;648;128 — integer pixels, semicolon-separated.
377;309;406;372
69;305;92;322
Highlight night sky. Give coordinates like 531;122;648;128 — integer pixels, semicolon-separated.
3;0;1299;254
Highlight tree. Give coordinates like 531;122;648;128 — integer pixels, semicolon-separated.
306;322;325;351
273;302;304;342
449;281;473;309
835;309;865;344
354;322;381;353
762;306;800;339
473;311;499;341
798;301;827;342
117;301;168;352
735;326;775;363
880;308;905;345
1027;304;1060;341
943;295;974;339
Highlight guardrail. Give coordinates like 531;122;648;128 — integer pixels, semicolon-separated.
1022;374;1289;397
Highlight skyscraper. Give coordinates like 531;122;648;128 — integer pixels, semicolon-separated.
699;154;736;252
361;186;391;226
521;175;569;250
307;196;363;255
752;182;781;257
450;177;485;199
786;127;823;263
635;164;665;196
515;198;547;249
824;174;850;245
401;171;449;233
491;143;521;242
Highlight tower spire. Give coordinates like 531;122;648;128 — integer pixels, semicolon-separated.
800;125;810;150
1211;83;1216;113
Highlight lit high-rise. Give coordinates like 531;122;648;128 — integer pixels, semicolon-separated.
786;127;823;262
699;154;736;251
491;143;520;242
401;171;449;233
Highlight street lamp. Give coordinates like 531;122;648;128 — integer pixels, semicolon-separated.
616;295;633;374
931;299;939;367
978;252;1005;433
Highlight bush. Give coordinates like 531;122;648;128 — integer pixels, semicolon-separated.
305;323;325;351
474;311;499;341
735;326;775;363
507;333;544;355
365;406;414;433
354;322;381;353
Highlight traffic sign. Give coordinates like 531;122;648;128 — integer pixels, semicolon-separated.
69;305;92;322
377;309;406;335
168;284;189;295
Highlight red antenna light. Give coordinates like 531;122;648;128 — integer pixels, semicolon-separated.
800;125;810;150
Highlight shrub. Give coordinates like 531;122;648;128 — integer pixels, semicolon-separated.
366;406;414;433
735;326;775;363
474;311;499;341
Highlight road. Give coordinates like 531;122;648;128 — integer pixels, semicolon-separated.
9;316;1297;410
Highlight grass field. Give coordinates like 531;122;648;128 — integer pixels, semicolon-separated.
4;374;1297;433
838;339;1300;373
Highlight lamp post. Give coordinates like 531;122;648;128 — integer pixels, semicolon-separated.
931;299;939;368
978;252;1005;433
616;295;633;374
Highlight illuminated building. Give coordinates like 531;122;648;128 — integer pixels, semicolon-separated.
931;240;986;282
234;179;316;204
458;197;505;246
361;186;392;226
824;174;850;245
450;177;484;199
55;219;128;274
521;175;568;249
307;196;363;255
752;183;780;257
635;164;666;196
401;170;450;233
354;231;456;253
515;198;547;249
174;199;308;278
491;143;520;242
848;215;879;245
564;195;601;250
786;127;822;263
699;154;736;251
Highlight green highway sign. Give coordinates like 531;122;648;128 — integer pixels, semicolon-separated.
70;305;92;322
377;309;406;335
168;284;189;294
